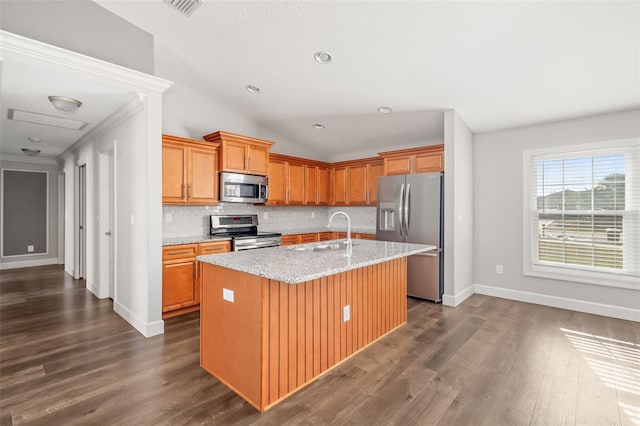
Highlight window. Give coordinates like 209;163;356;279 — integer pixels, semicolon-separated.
523;139;640;289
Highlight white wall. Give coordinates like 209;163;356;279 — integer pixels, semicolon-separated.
473;109;640;315
442;110;474;305
0;159;61;269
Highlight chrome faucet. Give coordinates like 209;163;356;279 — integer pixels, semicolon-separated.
328;211;352;251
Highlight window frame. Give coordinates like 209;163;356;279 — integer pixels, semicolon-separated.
522;138;640;290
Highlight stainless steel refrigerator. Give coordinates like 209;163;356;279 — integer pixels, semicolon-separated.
376;172;443;302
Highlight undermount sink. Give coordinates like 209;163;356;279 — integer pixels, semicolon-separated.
288;242;359;252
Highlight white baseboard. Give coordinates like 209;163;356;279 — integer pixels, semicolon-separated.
0;257;59;270
442;284;475;307
114;301;164;338
474;284;640;323
86;281;109;299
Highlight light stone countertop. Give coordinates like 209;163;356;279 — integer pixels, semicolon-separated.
163;235;232;246
197;239;435;284
262;226;376;236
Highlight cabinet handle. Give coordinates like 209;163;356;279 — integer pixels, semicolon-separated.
168;250;191;256
244;156;248;170
182;184;186;201
248;157;252;170
194;261;198;278
188;184;192;200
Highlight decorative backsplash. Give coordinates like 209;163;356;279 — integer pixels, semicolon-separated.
162;203;376;237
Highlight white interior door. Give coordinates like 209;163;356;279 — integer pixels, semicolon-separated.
108;154;115;299
78;165;86;279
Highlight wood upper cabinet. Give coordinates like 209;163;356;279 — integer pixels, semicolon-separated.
304;165;330;205
202;131;274;176
268;154;305;205
331;158;383;206
332;167;348;206
379;144;444;175
162;241;230;318
162;135;219;205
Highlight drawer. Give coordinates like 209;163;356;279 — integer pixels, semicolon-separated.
299;233;319;243
163;244;198;261
317;232;333;241
281;235;300;246
198;241;231;255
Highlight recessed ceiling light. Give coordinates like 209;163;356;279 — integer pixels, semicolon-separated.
245;85;261;94
48;96;82;112
314;51;332;64
21;148;41;156
312;124;325;130
27;137;42;143
377;106;393;114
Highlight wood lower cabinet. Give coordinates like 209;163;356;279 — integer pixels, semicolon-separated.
162;241;230;318
281;231;374;245
202;131;274;176
379;144;444;176
162;135;220;205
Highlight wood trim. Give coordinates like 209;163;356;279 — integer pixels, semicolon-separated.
378;144;444;159
202;131;275;148
162;134;220;149
269;153;330;168
330;157;383;168
200;257;407;412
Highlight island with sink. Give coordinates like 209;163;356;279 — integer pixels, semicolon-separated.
197;234;434;412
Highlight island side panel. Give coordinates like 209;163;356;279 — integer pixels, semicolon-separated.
263;257;408;410
200;263;264;410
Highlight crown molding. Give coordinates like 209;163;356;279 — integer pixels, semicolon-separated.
0;154;58;165
0;30;173;93
56;94;146;161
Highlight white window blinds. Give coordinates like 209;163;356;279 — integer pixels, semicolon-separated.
528;143;640;286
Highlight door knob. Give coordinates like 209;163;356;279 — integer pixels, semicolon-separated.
105;231;112;236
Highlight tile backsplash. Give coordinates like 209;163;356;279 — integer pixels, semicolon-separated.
163;203;376;237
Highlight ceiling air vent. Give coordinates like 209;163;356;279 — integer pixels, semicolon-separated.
164;0;202;17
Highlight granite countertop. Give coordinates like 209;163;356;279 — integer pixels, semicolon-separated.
163;235;232;246
197;239;435;284
263;227;376;236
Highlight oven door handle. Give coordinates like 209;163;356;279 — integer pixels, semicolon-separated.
235;240;281;251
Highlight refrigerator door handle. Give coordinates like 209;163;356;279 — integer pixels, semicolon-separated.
398;183;405;236
404;183;411;236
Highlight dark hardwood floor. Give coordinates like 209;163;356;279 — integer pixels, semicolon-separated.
1;265;638;425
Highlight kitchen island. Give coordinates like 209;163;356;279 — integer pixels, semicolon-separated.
197;239;434;412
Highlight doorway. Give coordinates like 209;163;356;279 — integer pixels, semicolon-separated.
99;149;116;300
77;164;86;279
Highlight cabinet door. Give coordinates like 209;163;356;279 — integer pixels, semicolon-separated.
268;160;287;204
367;163;384;205
317;232;332;241
248;145;270;176
299;233;319;243
288;163;305;204
414;152;443;173
385;157;412;176
348;165;368;205
304;166;317;205
221;140;248;173
162;259;197;312
188;147;217;204
162;143;187;203
332;167;347;205
317;167;329;205
198;241;231;255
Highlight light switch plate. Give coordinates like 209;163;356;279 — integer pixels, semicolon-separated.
343;305;350;322
223;288;234;302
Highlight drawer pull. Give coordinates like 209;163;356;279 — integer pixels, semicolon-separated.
168;250;191;256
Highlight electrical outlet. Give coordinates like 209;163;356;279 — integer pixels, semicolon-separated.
311;211;315;218
27;245;34;252
165;213;173;223
343;305;351;322
496;264;503;275
263;211;269;220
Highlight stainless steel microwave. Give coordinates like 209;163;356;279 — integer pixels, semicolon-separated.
219;172;268;203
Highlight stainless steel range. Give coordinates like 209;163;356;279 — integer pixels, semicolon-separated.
210;214;281;251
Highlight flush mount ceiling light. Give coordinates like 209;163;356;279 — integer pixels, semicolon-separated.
312;124;325;130
21;148;41;156
245;85;261;94
27;137;42;143
48;96;82;112
377;106;393;114
314;51;332;64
